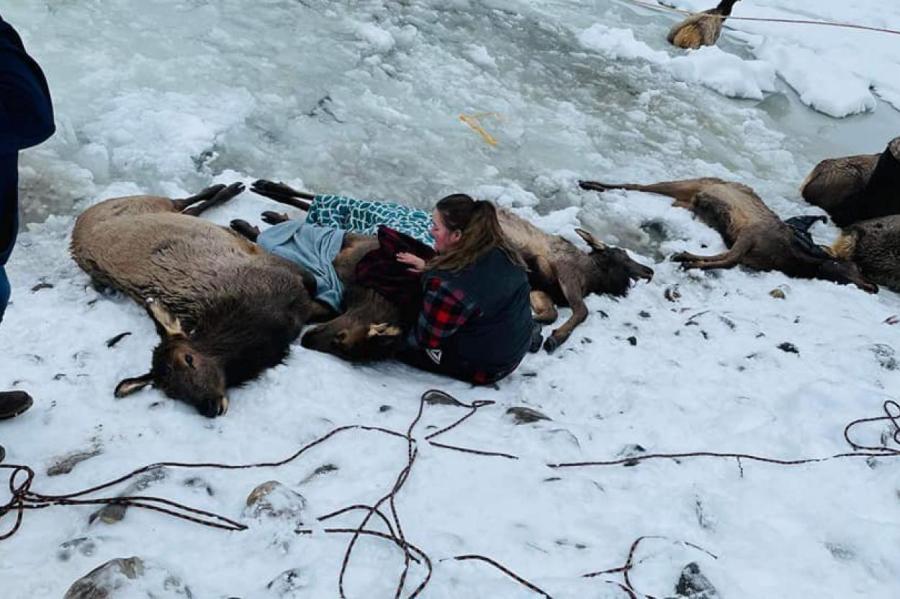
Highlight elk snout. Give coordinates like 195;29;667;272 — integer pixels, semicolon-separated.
200;396;229;418
629;262;654;282
858;280;879;294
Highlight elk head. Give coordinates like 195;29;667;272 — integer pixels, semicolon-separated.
302;316;405;362
575;228;654;296
114;299;229;417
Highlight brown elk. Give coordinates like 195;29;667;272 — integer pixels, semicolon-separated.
830;214;900;293
495;209;653;351
667;0;740;50
70;183;316;417
579;178;878;293
246;180;654;353
801;136;900;226
227;202;407;362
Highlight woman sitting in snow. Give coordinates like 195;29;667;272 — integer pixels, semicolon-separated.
394;193;536;384
246;182;538;384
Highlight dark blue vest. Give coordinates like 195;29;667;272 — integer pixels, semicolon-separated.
428;247;532;372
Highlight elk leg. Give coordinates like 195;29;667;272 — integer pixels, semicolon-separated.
261;211;291;225
251;179;314;211
530;290;558;324
182;182;245;216
171;184;227;211
579;179;706;205
229;219;260;242
671;249;733;263
544;282;588;353
672;236;753;270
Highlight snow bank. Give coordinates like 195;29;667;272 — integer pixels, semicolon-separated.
578;25;776;100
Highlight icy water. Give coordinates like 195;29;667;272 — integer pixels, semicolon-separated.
9;0;898;228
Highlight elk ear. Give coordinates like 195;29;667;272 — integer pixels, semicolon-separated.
367;323;402;338
115;373;154;398
575;228;606;251
146;298;184;338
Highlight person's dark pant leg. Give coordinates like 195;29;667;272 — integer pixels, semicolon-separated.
397;347;447;377
396;346;512;385
0;265;9;323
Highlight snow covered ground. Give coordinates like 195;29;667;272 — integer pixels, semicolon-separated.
1;1;899;597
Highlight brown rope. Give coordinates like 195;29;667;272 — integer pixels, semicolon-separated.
337;390;428;599
426;441;519;460
0;389;517;597
0;423;409;540
295;526;433;597
628;0;900;36
452;554;554;598
3;394;898;597
317;505;409;559
582;535;717;598
552;400;900;470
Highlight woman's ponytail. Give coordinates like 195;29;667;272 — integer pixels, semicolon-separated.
428;195;525;272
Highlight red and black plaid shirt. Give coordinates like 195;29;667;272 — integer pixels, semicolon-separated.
410;278;518;385
412;276;480;350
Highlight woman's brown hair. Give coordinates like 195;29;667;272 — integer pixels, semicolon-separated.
427;194;526;272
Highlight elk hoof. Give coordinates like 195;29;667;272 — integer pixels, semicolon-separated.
578;180;607;192
261;211;290;225
230;219;259;241
251;179;277;192
529;322;543;353
221;181;245;196
671;253;699;270
543;336;560;353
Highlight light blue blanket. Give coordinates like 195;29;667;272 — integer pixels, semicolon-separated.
257;221;346;311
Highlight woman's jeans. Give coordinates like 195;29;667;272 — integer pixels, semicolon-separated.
0;265;9;323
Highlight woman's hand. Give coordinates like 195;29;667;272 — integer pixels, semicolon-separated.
396;252;426;273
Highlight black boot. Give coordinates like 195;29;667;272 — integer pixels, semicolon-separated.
0;390;33;420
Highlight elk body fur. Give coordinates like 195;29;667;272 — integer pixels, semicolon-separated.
831;215;900;292
667;0;740;50
801;136;900;227
70;183;314;417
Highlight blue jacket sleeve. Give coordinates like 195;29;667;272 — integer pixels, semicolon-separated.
0;15;54;153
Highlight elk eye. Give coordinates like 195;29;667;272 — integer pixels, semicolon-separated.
185;354;195;369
